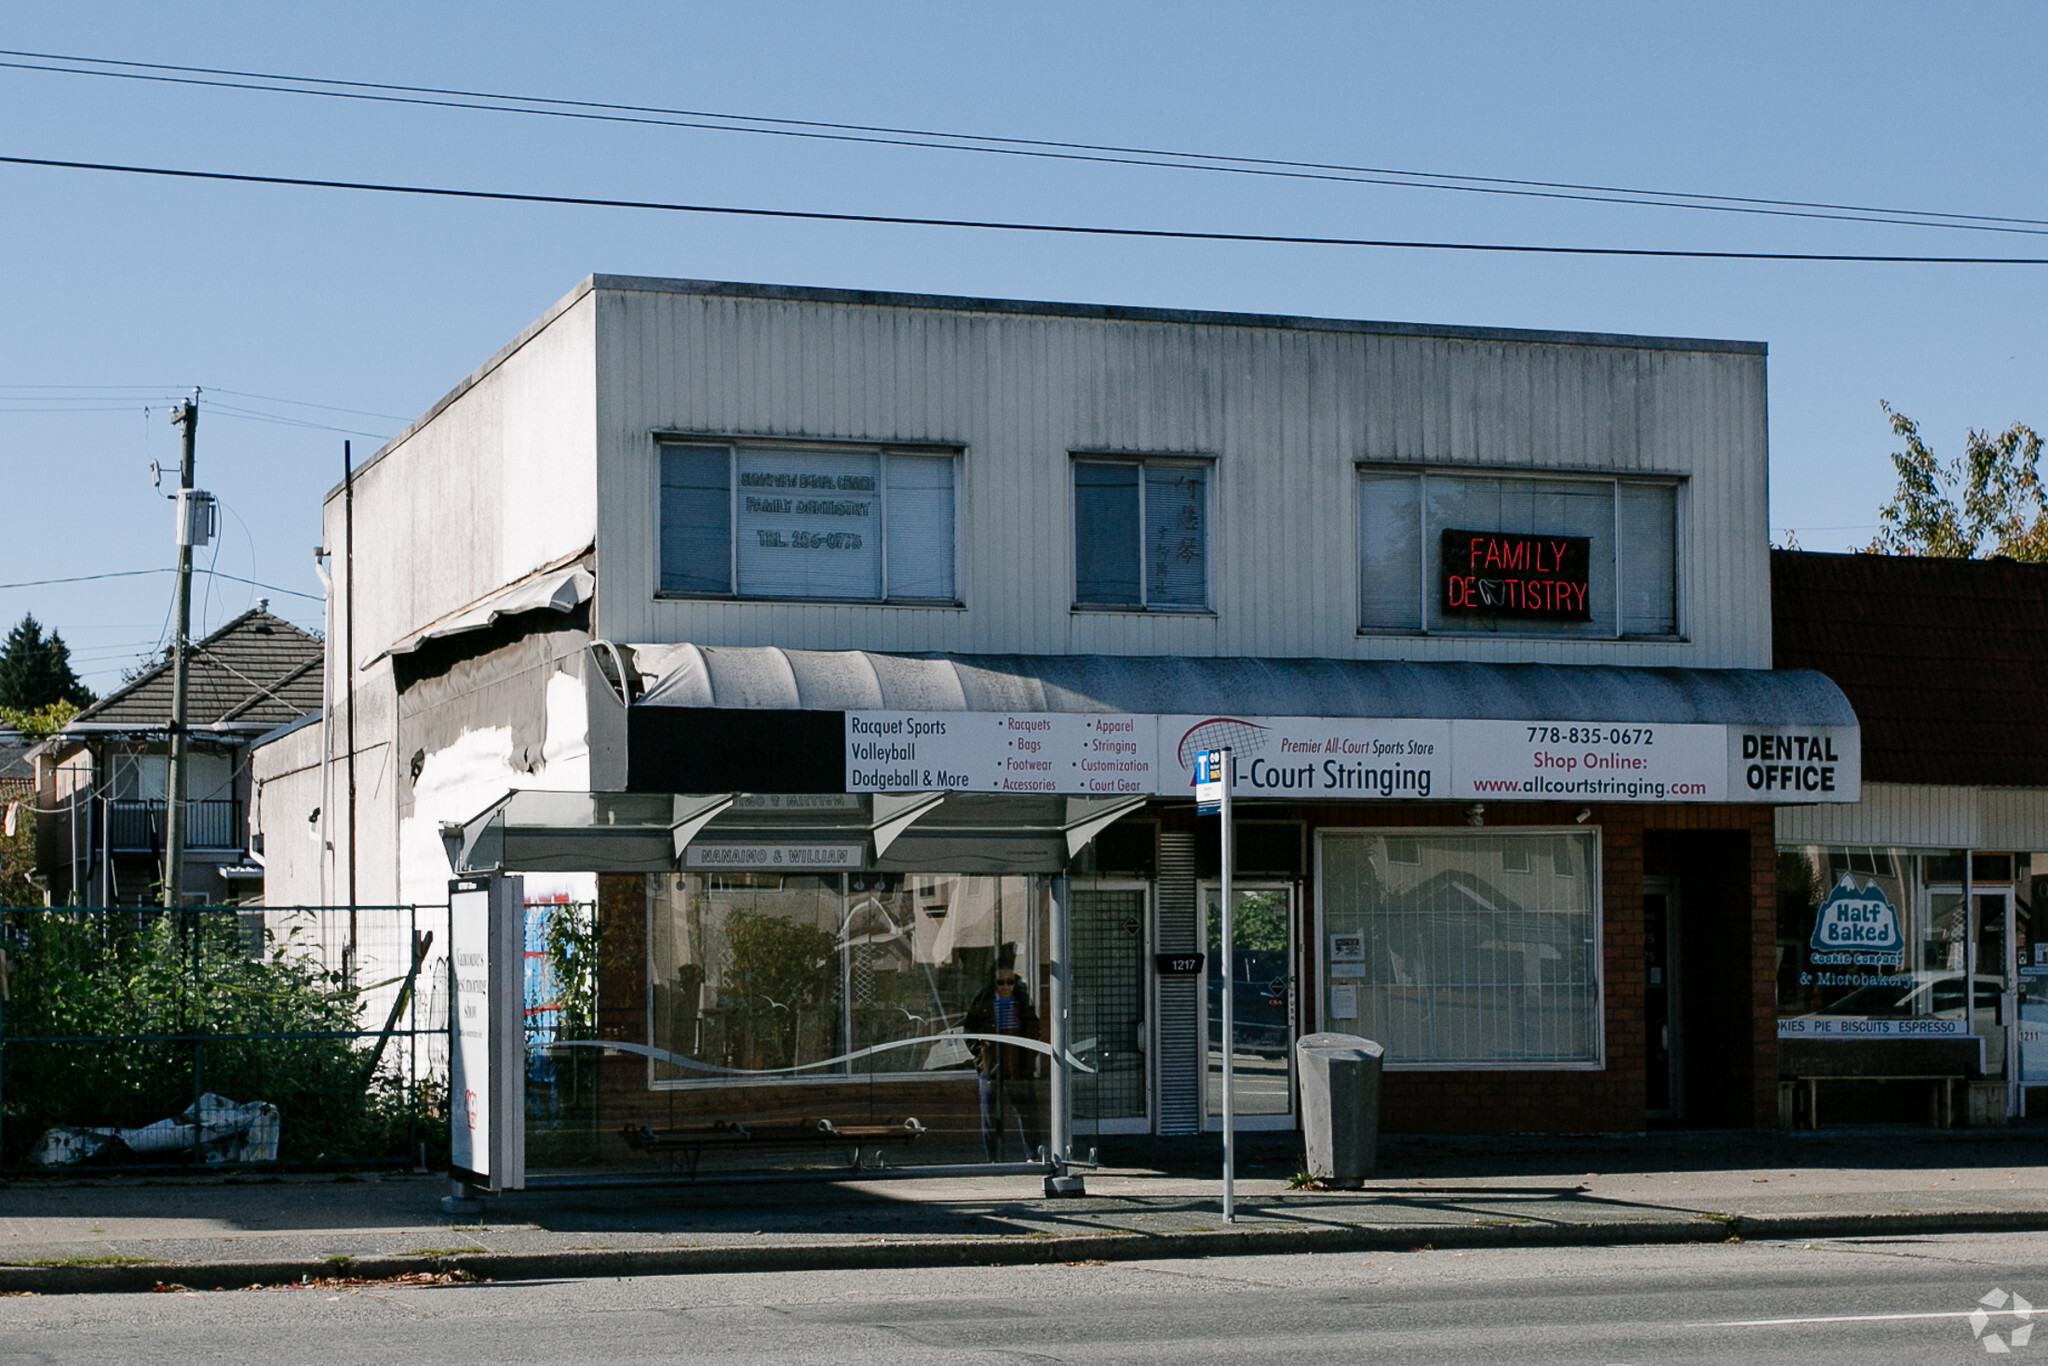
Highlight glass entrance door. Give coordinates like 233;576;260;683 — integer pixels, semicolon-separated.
2020;878;2048;1108
1201;883;1297;1131
1069;884;1151;1137
1975;887;2014;1092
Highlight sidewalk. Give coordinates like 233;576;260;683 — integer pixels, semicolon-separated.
2;1128;2045;1294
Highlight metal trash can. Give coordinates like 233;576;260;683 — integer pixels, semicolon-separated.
1295;1032;1385;1188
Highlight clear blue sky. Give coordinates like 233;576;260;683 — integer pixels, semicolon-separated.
4;2;2044;693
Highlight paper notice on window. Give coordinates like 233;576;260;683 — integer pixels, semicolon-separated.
1329;984;1358;1021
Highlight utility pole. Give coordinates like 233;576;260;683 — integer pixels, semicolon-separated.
162;392;203;910
343;441;358;974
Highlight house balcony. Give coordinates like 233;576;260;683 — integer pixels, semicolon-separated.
105;799;245;854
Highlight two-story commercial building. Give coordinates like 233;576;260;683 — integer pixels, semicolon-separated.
255;276;1858;1172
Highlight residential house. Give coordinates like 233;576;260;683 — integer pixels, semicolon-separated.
32;606;322;905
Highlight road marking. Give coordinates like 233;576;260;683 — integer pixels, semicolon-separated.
1712;1310;2022;1327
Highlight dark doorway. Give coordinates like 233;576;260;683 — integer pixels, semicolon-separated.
1645;830;1763;1127
1644;878;1683;1119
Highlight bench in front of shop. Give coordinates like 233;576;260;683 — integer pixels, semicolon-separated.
620;1116;928;1177
1778;1037;1985;1128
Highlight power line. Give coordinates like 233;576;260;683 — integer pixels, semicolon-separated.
6;47;2048;239
207;387;404;420
0;384;400;422
0;569;165;589
0;565;320;601
9;151;2048;265
207;403;390;439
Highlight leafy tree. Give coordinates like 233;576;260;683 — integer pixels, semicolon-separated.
0;616;94;710
0;699;81;741
0;806;35;906
1867;402;2048;559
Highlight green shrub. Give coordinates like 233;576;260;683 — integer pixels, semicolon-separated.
0;907;446;1168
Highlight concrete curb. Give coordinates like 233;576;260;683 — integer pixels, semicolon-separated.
7;1207;2048;1294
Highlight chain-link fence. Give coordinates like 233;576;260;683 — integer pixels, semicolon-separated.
0;903;449;1172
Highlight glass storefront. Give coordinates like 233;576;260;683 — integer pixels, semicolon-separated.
1778;846;2048;1099
1317;830;1602;1068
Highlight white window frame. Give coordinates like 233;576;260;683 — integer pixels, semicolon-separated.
1313;826;1606;1072
1070;453;1216;614
1354;464;1686;641
653;435;964;605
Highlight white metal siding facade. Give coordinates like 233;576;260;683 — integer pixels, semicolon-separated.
588;280;1771;668
1777;783;2048;850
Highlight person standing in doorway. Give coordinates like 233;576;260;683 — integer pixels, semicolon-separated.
966;966;1042;1161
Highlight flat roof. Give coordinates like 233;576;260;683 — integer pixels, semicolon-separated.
592;275;1768;356
334;274;1765;500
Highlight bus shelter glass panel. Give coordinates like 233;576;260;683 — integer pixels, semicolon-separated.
1319;831;1601;1067
634;871;1050;1169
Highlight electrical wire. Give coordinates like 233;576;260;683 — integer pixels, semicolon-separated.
5;48;2048;238
205;403;390;439
7;151;2048;265
0;566;319;602
205;387;404;421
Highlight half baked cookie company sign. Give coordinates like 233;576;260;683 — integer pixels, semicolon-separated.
1441;529;1591;620
1809;875;1904;956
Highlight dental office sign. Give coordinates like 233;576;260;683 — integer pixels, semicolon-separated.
843;712;1859;804
1441;529;1592;621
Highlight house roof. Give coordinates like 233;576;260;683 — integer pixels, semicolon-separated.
62;607;323;736
0;726;30;785
1772;549;2048;786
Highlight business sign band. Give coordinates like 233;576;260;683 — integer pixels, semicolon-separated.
841;712;1859;804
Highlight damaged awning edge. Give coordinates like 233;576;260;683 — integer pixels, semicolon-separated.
378;559;594;663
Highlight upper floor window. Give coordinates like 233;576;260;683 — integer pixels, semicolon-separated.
659;441;958;602
1357;466;1680;638
1073;457;1210;610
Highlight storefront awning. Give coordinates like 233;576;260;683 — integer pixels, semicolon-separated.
622;644;1860;803
383;563;593;660
628;643;1854;722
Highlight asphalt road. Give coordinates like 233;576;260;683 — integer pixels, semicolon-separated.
6;1232;2047;1364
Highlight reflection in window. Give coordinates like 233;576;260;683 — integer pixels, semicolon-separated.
648;873;1044;1086
1776;846;1986;1023
1320;831;1601;1066
1072;457;1210;610
1357;467;1681;638
658;443;958;602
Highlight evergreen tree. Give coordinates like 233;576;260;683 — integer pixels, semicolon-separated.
0;615;94;709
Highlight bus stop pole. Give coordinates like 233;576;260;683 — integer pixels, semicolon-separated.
1049;872;1071;1166
1220;750;1236;1223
